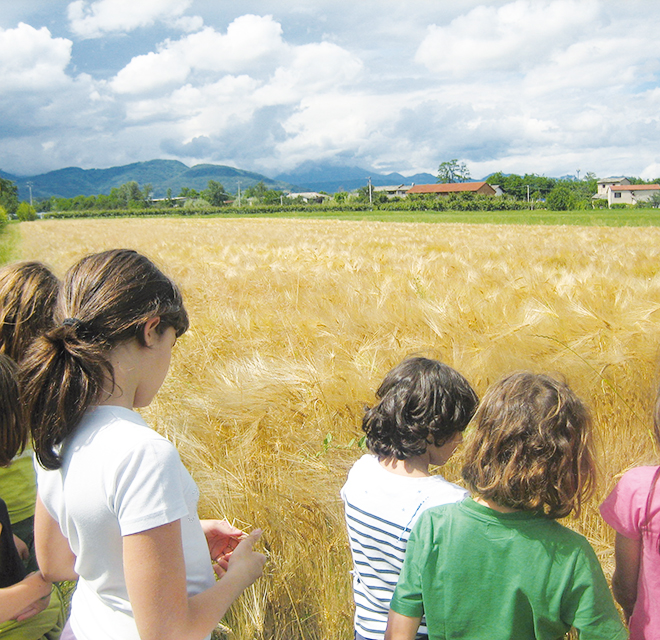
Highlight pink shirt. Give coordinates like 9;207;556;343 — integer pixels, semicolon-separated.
600;466;660;640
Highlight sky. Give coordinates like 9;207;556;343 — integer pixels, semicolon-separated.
2;0;660;180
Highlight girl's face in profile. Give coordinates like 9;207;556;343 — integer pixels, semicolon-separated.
133;326;176;408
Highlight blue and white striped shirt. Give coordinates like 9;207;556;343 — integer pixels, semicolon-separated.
341;454;467;640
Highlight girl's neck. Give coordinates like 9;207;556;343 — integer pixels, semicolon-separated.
472;495;519;513
379;454;431;478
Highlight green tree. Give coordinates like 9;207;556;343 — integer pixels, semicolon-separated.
245;181;268;200
201;180;229;206
0;205;8;228
0;177;19;214
178;186;200;199
547;185;574;211
16;201;37;221
649;192;660;208
262;189;283;205
437;159;471;184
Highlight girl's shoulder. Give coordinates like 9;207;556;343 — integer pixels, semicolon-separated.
609;465;660;494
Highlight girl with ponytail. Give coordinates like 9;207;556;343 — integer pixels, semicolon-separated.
21;249;265;640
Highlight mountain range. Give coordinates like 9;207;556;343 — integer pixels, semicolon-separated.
0;160;437;201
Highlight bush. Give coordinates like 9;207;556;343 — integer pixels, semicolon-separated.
0;206;8;229
16;202;37;221
546;186;574;211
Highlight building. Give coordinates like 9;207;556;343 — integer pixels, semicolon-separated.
372;184;412;198
285;191;331;203
407;181;497;196
596;176;630;198
606;183;660;207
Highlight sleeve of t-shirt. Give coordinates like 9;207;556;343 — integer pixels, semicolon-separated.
600;467;655;540
111;436;190;536
389;510;427;619
562;537;628;640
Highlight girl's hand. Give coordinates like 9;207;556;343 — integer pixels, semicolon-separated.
14;593;51;622
200;519;245;562
224;529;266;588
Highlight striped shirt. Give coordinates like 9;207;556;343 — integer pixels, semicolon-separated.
340;454;467;640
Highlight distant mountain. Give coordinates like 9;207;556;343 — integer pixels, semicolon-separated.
2;158;441;201
4;160;294;201
275;161;437;193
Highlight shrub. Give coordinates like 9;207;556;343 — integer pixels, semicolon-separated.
16;202;37;221
546;186;574;211
0;206;8;229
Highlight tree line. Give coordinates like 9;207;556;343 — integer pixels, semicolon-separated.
3;164;660;216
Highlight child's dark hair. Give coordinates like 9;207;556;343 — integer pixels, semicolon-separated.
0;354;25;466
0;261;58;362
362;357;478;460
462;372;595;519
20;249;189;471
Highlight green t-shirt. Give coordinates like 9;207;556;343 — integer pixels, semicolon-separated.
391;498;627;640
0;449;37;524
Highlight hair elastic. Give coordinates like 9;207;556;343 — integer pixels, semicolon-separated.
62;318;84;329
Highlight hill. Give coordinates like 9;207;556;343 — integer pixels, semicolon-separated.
2;159;439;202
3;160;295;201
275;161;436;193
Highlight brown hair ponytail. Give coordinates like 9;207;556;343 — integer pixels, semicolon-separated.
20;249;189;470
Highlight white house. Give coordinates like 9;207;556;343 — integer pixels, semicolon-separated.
606;183;660;207
285;191;331;203
595;177;630;199
372;184;412;198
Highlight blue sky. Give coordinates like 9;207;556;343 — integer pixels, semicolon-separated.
2;0;660;180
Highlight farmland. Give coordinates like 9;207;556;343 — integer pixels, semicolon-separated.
18;217;660;639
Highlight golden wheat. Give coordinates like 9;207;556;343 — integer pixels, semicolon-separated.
18;218;660;638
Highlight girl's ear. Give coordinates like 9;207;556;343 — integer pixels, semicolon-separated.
142;317;161;347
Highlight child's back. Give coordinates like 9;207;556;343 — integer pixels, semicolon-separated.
387;372;626;640
394;498;619;639
341;357;478;640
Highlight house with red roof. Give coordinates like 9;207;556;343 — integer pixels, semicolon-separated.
606;183;660;207
407;181;497;197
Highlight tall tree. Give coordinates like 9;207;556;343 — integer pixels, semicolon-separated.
437;159;471;184
0;177;19;214
201;180;229;206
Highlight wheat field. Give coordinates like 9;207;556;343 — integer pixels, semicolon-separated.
17;217;660;638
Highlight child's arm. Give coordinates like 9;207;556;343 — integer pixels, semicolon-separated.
123;519;265;640
0;572;51;623
34;495;78;582
384;610;422;640
611;532;641;622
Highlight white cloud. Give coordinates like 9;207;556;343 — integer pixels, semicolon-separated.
0;23;72;91
416;0;599;77
67;0;196;39
110;15;286;94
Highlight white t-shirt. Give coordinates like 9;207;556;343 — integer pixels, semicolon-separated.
37;406;215;640
340;454;468;640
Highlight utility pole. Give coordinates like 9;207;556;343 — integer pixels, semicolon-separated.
576;169;581;181
27;181;33;207
237;181;241;207
368;176;372;205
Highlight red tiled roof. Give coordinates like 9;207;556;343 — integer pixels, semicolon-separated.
407;181;493;194
610;184;660;191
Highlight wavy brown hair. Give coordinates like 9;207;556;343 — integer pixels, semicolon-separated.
462;372;595;519
0;354;25;466
363;357;478;460
20;249;189;470
0;261;58;362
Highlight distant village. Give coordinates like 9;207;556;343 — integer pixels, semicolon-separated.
288;176;660;209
